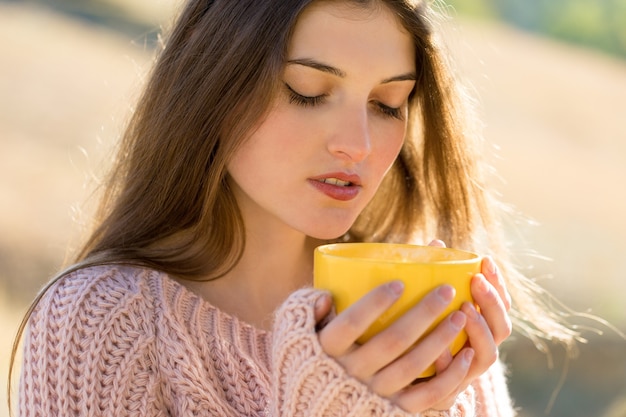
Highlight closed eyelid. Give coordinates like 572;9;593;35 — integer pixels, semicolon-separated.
283;81;327;99
372;83;414;107
372;100;405;120
283;82;327;108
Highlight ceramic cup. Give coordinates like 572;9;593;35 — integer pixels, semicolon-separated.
314;242;481;377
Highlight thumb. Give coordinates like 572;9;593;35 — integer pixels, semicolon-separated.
313;292;333;327
428;239;447;248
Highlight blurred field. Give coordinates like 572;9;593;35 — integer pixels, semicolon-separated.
1;2;625;416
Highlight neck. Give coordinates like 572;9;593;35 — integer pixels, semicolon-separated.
230;230;320;297
182;226;324;330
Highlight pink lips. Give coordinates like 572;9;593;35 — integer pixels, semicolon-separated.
308;172;362;201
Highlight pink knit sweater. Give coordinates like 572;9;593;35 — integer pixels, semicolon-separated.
19;265;516;416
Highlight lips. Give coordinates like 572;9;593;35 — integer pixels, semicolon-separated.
309;172;362;201
311;172;362;186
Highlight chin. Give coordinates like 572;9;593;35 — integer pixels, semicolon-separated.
297;211;360;241
306;224;353;241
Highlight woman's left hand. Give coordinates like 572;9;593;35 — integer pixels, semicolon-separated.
426;241;513;410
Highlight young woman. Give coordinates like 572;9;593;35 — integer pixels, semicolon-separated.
10;0;578;415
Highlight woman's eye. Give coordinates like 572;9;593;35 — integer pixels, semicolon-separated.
285;83;326;107
375;102;404;120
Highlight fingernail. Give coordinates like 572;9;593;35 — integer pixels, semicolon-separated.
450;311;466;330
429;239;446;248
388;281;405;297
462;302;478;320
463;348;475;364
314;293;327;312
437;285;455;303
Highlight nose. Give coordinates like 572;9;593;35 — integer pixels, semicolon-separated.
326;106;372;163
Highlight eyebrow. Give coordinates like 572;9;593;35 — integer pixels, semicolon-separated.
287;58;416;84
381;73;417;84
287;58;346;77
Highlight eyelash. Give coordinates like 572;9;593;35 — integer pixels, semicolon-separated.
284;83;405;121
285;84;326;107
376;103;404;120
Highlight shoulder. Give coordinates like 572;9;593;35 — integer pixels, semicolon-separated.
21;266;173;414
29;265;170;343
39;264;162;312
32;264;231;342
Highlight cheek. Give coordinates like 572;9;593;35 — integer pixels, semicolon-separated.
373;124;406;172
252;105;310;149
228;107;310;181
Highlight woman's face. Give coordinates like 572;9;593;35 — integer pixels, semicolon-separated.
227;1;416;240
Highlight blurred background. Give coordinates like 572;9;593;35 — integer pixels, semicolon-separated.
1;0;625;416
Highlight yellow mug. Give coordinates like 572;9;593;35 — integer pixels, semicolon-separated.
313;242;481;377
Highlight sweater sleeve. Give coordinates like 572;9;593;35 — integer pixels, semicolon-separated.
270;288;485;417
18;267;167;417
471;358;517;416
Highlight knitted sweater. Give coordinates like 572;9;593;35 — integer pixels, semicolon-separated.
19;265;516;416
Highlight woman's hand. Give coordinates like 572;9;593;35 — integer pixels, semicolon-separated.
461;255;512;370
312;241;512;413
425;255;512;408
416;240;513;409
314;281;474;413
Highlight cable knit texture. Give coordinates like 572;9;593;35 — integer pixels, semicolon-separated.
19;265;516;416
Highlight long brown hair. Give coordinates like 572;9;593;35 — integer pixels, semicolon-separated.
9;0;579;411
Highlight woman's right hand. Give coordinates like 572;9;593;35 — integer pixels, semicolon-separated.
314;281;474;413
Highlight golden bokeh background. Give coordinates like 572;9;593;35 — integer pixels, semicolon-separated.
2;1;625;416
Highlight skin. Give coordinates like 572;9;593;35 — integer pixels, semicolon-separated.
205;1;416;327
188;1;512;413
227;2;416;242
315;242;512;411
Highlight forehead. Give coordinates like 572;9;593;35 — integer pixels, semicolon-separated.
288;1;415;71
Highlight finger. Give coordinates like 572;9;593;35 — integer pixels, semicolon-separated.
481;256;511;311
471;274;512;345
461;301;499;375
434;347;453;374
369;309;466;396
429;348;474;411
394;348;474;413
428;239;446;248
314;292;333;330
318;281;404;357
341;285;456;380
